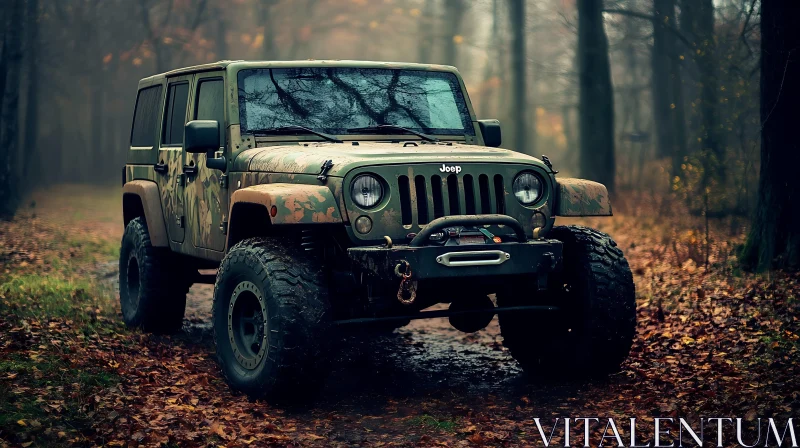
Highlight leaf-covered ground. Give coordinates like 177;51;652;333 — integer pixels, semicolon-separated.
1;185;798;447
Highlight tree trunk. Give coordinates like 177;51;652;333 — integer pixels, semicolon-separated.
216;5;228;60
697;0;722;182
578;0;615;192
508;0;528;153
477;0;500;117
443;0;464;67
683;0;721;183
670;49;688;177
651;0;675;161
22;0;40;187
259;1;276;60
417;0;434;63
741;1;800;271
0;0;24;218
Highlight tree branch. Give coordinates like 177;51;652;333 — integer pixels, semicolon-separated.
739;0;758;56
602;8;694;49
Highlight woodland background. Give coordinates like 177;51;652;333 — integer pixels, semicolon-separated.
3;2;800;446
0;0;796;268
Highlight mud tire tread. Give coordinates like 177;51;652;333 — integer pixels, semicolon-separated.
212;237;331;402
119;217;190;334
499;225;636;377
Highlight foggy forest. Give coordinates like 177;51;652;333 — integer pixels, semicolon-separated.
1;0;800;447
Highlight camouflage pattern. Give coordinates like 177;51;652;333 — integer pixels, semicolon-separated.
230;183;342;225
554;178;612;216
124;60;612;264
156;148;186;243
184;152;227;252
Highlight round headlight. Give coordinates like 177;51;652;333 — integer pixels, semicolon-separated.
351;174;383;209
513;172;542;205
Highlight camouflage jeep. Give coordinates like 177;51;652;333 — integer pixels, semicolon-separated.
120;60;635;400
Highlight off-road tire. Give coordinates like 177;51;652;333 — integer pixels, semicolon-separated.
498;225;636;377
212;237;331;402
119;217;190;333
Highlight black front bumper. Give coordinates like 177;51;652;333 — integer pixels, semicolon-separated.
348;239;563;280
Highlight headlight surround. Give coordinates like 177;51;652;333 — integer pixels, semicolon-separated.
351;174;383;209
512;172;543;205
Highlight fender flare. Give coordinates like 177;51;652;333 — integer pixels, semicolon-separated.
554;178;613;217
122;180;170;247
229;183;343;225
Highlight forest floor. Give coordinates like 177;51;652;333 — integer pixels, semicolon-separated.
1;185;799;447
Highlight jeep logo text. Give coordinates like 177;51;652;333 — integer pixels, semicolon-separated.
439;164;462;174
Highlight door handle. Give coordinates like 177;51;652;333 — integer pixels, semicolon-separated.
154;162;168;174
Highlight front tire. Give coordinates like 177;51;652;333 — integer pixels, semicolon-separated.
118;217;190;333
498;225;636;377
212;237;331;401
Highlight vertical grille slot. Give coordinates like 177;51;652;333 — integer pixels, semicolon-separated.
493;174;505;214
398;175;412;226
414;175;429;224
479;174;492;214
431;175;445;219
463;174;476;214
447;174;460;215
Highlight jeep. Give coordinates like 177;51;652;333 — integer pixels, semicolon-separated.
120;60;635;400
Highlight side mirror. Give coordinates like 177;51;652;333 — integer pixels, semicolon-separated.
185;120;226;171
185;120;219;154
478;119;502;147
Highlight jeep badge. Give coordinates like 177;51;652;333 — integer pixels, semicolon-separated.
439;164;462;174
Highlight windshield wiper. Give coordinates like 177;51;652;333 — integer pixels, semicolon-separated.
347;124;440;142
252;125;342;143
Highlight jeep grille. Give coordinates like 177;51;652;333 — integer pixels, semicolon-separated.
397;174;506;226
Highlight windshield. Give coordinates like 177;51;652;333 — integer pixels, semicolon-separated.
237;68;475;136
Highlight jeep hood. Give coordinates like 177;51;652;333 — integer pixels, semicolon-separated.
234;142;548;176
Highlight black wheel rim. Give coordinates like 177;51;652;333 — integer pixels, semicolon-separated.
125;255;141;309
227;281;268;370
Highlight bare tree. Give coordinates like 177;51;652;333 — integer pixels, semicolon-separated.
258;0;280;60
417;0;435;64
22;0;41;184
682;0;722;183
443;0;465;67
651;0;675;161
509;0;528;152
741;0;800;271
578;0;615;192
0;0;24;218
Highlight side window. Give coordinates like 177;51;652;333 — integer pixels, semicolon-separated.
162;82;190;145
130;85;163;147
195;78;225;146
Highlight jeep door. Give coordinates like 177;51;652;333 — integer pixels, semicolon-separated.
157;74;193;244
184;72;228;253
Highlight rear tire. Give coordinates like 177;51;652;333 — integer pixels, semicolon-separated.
498;225;636;377
118;217;190;333
212;237;331;402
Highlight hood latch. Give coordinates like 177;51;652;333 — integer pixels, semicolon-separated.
542;155;558;174
317;159;334;182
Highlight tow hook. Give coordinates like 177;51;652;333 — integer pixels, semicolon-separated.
395;260;418;305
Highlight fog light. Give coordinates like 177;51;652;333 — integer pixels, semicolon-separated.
355;216;373;234
531;211;547;229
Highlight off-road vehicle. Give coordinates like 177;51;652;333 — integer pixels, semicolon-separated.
120;60;635;400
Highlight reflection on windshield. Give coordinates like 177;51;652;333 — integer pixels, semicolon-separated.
237;68;475;136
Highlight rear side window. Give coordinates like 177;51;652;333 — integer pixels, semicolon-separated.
195;78;225;146
162;82;190;145
130;85;163;147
